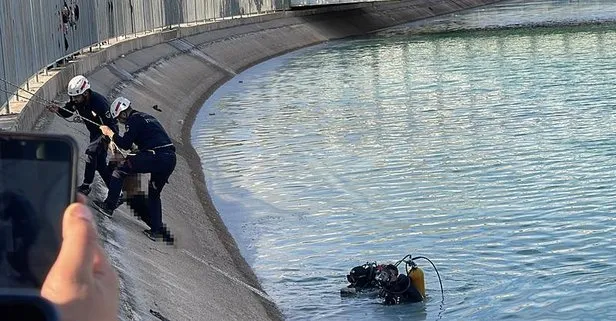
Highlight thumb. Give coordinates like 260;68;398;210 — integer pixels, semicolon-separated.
52;203;98;283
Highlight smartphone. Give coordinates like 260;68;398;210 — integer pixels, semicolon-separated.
0;290;60;321
0;132;77;289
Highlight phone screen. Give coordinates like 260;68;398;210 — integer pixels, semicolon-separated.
0;134;76;288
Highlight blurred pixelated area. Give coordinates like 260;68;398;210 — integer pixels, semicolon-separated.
113;166;174;245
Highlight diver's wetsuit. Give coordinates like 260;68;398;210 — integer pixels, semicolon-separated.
382;274;423;305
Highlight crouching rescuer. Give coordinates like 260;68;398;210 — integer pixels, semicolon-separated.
95;97;176;241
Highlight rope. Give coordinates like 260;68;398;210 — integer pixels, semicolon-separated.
0;77;54;107
0;86;90;136
182;249;276;304
0;78;128;157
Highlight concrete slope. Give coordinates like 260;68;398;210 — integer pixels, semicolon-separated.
19;1;504;320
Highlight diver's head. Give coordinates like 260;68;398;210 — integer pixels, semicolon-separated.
376;264;398;284
347;263;374;288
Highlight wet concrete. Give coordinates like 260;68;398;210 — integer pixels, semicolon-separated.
4;1;504;320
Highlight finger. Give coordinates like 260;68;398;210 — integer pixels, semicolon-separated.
92;242;119;301
92;243;117;280
77;193;87;204
53;203;97;283
92;243;120;311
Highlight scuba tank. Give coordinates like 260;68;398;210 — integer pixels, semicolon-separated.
407;264;426;299
396;254;442;300
342;254;444;304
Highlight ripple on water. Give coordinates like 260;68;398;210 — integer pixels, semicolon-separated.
192;0;616;320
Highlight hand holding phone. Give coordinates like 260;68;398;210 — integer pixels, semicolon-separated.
0;132;77;320
1;133;118;321
0;199;119;321
0;133;77;288
41;200;119;321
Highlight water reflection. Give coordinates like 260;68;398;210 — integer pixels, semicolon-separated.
193;0;616;320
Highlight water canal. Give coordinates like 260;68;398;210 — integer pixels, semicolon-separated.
192;0;616;319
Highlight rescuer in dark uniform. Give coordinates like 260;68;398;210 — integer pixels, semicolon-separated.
95;97;176;242
47;75;118;195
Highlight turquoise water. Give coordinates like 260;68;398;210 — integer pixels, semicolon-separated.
192;1;616;320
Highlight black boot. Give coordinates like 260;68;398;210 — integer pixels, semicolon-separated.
143;229;174;244
142;229;163;241
92;200;115;218
117;192;126;207
77;184;91;196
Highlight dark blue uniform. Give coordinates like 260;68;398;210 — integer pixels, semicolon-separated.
105;110;176;234
57;91;118;187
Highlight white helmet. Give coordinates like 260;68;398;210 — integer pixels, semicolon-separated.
67;75;90;96
110;97;131;118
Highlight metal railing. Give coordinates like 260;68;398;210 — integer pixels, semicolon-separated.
0;0;285;114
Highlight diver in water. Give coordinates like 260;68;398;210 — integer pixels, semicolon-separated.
342;254;434;305
341;262;380;296
376;264;424;305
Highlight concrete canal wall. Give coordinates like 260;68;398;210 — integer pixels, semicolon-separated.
7;0;504;319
